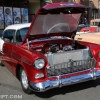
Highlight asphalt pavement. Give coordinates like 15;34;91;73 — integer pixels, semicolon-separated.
0;66;100;100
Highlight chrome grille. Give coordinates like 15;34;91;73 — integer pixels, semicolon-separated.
47;58;95;77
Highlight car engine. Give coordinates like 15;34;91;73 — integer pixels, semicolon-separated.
30;40;95;77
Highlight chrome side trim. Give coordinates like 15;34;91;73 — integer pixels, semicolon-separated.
29;69;100;92
0;51;4;55
12;53;31;66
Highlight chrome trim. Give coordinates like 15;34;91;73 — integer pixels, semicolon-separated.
34;58;45;70
12;53;31;65
21;70;29;89
47;58;95;77
0;51;4;55
34;73;44;79
29;69;100;92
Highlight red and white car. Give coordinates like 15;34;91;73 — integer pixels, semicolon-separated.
77;24;99;34
0;2;100;94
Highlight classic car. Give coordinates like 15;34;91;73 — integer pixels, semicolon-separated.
0;2;100;94
75;19;100;44
90;19;100;32
76;24;99;34
76;24;90;34
90;19;100;25
75;32;100;44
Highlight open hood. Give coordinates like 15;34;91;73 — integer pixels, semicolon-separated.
23;2;85;44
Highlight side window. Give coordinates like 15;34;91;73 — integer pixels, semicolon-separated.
16;28;29;42
3;30;15;42
16;30;22;42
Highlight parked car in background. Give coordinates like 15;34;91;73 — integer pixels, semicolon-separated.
75;32;100;45
77;24;99;34
75;19;100;44
90;19;100;32
77;24;90;34
0;2;100;94
90;19;100;25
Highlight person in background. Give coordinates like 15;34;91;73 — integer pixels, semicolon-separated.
98;22;100;32
84;17;88;25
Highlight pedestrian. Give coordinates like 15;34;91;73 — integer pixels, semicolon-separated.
84;17;88;25
98;22;100;32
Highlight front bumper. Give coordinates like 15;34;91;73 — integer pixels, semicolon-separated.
29;69;100;92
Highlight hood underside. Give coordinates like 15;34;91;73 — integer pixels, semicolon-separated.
23;2;85;43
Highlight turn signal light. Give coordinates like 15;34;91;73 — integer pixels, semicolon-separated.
35;73;44;79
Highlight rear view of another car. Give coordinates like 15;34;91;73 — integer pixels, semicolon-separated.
77;24;91;34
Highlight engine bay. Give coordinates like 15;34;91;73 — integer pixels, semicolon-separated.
25;38;94;75
29;39;87;54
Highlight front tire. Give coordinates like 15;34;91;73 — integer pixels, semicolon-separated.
0;60;4;66
20;67;33;94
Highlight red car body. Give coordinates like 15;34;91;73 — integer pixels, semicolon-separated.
80;26;98;33
0;2;100;94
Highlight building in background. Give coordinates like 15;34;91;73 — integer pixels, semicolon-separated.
0;0;30;30
41;0;99;24
0;0;99;32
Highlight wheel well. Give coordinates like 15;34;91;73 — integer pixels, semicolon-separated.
16;64;22;81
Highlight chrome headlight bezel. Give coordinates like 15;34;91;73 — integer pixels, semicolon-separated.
34;58;45;70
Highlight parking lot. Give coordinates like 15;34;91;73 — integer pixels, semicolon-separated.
0;66;100;100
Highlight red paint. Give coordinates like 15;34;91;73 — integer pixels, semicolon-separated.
1;2;99;84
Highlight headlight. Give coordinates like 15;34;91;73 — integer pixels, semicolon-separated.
34;59;45;69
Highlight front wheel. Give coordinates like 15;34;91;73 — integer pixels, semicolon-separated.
20;67;33;94
0;60;4;66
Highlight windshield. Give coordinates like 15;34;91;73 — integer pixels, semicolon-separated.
29;13;81;35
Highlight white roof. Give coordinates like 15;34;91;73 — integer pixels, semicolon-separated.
4;23;31;31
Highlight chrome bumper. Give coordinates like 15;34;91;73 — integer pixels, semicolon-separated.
29;69;100;92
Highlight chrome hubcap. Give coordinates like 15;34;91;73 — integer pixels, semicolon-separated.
21;70;28;89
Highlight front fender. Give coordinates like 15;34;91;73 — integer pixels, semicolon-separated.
79;41;100;70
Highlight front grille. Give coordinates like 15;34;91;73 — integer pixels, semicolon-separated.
45;48;91;66
47;58;95;77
